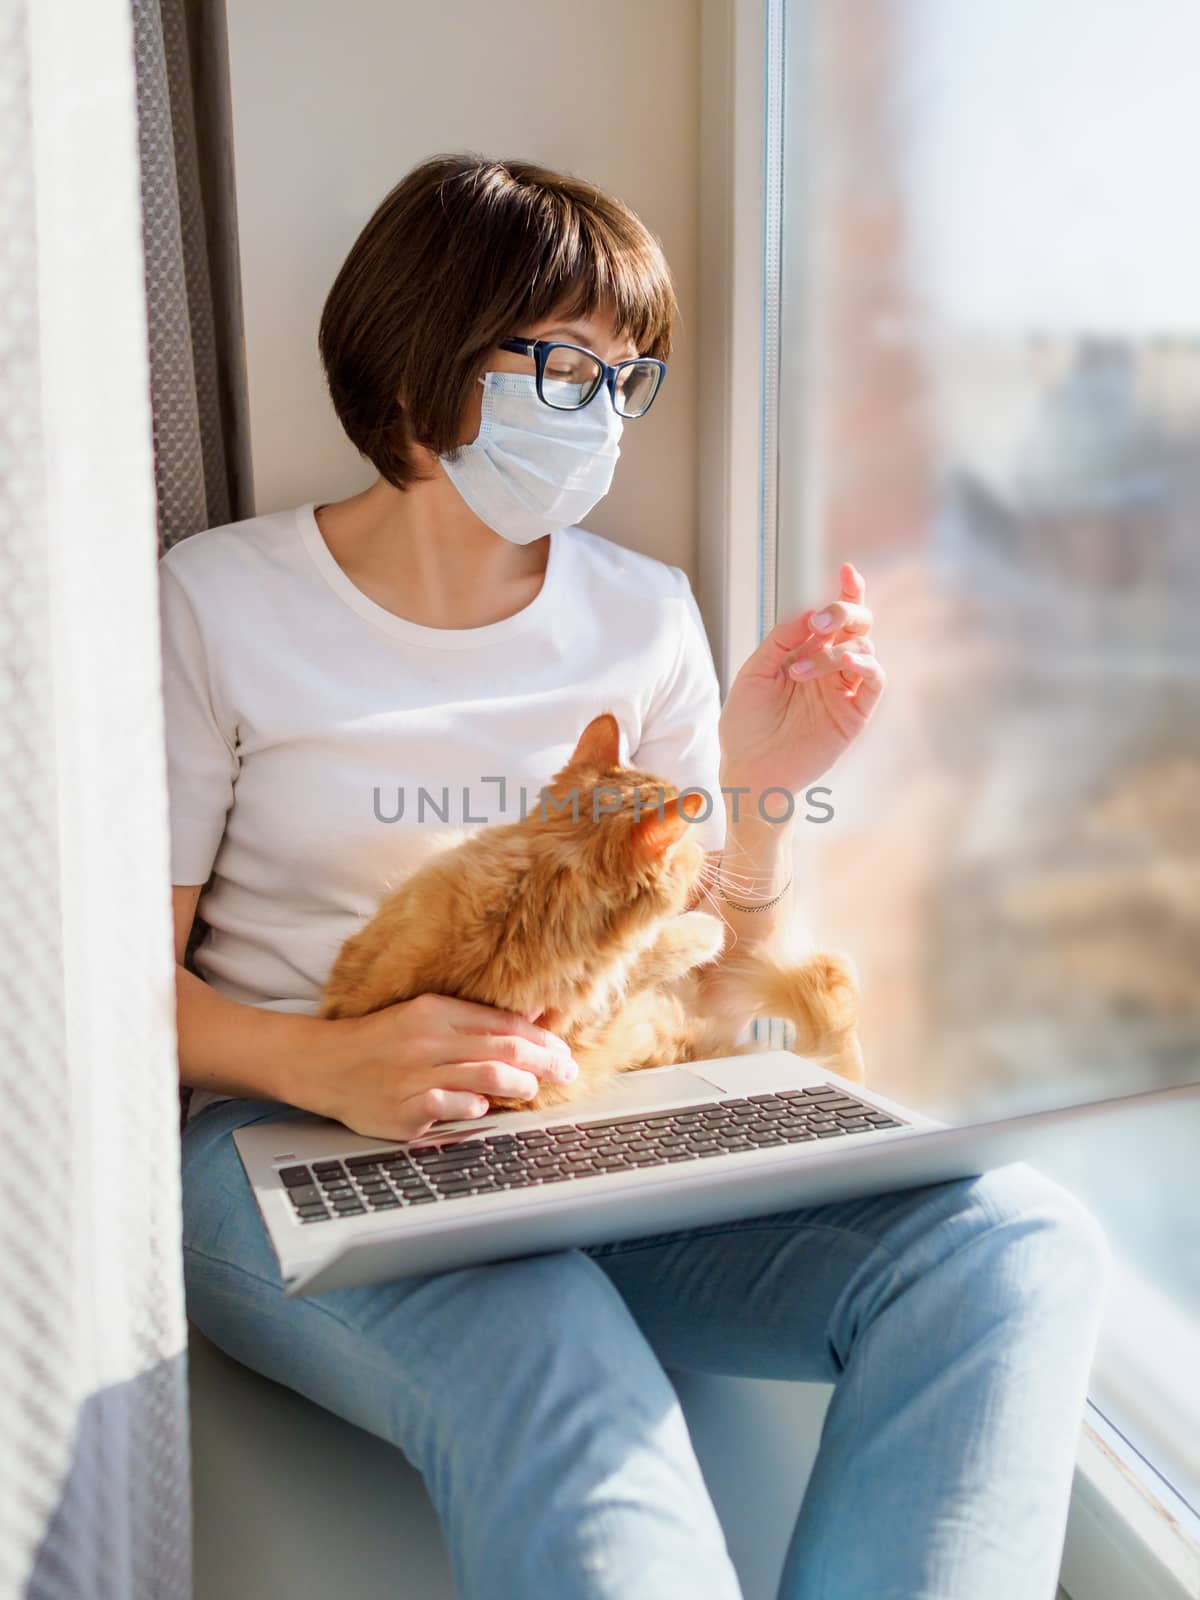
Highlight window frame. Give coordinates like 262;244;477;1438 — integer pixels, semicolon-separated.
696;0;775;694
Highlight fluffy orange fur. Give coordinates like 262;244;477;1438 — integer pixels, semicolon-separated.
320;712;864;1109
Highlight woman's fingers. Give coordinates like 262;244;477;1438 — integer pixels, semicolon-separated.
788;639;884;691
454;1029;578;1083
788;637;874;678
424;993;573;1059
806;600;873;639
406;1086;492;1133
431;1002;578;1084
435;1060;543;1101
840;561;866;605
850;655;886;712
764;599;872;661
756;562;869;662
396;994;578;1090
402;1057;562;1140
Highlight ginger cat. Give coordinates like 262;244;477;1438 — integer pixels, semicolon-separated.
320;712;863;1110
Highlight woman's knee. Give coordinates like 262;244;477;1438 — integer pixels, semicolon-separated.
939;1162;1111;1321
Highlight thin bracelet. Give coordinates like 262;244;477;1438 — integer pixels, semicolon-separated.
714;855;792;913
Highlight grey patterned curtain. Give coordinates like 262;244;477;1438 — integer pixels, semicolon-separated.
133;0;254;553
131;0;253;1126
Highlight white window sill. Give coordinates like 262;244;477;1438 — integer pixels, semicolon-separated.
1062;1405;1200;1600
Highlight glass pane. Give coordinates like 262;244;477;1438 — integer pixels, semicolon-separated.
613;361;661;416
541;344;602;408
779;0;1200;1500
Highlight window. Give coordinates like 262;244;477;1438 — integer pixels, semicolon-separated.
773;0;1200;1512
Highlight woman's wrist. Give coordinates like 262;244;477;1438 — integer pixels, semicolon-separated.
274;1010;376;1118
712;775;796;940
719;772;795;869
716;818;794;899
175;965;365;1114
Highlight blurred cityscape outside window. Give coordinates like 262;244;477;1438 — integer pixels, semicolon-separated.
778;0;1200;1503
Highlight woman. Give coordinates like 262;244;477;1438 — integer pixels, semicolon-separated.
168;155;1107;1599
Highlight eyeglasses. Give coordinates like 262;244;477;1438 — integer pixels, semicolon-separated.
498;337;667;418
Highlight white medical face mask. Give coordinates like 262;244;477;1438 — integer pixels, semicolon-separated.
439;371;624;544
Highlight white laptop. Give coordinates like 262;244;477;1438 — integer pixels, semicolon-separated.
233;1048;1193;1297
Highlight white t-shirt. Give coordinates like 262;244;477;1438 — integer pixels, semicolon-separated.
160;502;727;1121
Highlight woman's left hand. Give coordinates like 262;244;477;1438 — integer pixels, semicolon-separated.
718;561;885;797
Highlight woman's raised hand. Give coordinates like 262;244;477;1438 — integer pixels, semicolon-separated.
317;993;579;1142
717;561;886;797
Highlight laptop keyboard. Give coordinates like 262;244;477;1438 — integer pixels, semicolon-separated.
277;1085;905;1224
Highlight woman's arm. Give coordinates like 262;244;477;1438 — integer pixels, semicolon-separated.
171;886;579;1139
690;563;885;955
707;562;884;953
172;885;355;1109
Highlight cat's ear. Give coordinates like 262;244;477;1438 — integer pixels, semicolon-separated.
632;791;705;858
569;712;622;770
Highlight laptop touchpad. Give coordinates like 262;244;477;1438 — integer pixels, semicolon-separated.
563;1066;726;1118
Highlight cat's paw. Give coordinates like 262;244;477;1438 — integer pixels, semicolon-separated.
676;910;727;968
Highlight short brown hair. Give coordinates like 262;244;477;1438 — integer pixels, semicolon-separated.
318;154;678;490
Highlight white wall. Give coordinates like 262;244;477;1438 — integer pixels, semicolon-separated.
224;0;702;574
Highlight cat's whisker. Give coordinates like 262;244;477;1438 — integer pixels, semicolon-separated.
713;870;780;890
697;866;754;906
704;862;784;893
698;857;773;888
710;847;785;878
696;873;767;912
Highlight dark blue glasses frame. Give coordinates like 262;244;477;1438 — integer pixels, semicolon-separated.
498;337;667;418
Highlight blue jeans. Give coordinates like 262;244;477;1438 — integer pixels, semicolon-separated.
182;1097;1109;1600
